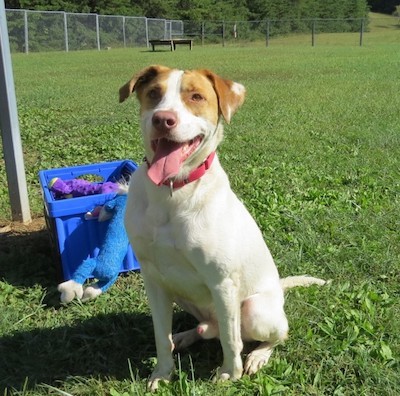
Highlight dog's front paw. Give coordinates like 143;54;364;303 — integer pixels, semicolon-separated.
213;357;243;383
147;376;169;393
212;369;242;383
58;280;84;303
147;364;174;392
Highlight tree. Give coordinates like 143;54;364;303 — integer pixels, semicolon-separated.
213;0;250;21
175;0;206;20
131;0;176;18
88;0;142;16
5;0;370;20
367;0;398;14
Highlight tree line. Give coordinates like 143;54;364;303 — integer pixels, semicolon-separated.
5;0;372;21
368;0;399;15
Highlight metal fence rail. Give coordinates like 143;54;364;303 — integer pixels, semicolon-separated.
5;9;400;53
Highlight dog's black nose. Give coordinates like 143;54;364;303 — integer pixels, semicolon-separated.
152;111;178;132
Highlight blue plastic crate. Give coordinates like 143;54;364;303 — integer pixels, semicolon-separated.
39;160;140;280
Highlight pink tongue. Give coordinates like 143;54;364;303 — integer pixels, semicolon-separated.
148;139;185;185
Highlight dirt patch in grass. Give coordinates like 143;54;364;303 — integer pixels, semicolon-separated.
0;217;46;235
0;217;60;288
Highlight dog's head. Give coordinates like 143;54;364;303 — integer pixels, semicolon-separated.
119;65;245;186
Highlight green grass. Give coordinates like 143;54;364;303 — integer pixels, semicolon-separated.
1;14;399;395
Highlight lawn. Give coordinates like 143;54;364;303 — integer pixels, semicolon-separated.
1;15;399;395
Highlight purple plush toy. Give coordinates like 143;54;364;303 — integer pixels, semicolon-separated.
49;177;119;199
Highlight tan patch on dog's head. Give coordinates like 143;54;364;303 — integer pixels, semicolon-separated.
180;70;220;125
198;70;246;123
119;65;171;109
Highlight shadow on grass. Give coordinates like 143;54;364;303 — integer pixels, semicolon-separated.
0;310;222;392
0;221;223;392
140;50;174;53
0;220;60;290
0;311;154;392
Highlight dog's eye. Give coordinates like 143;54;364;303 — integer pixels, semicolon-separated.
191;93;204;102
148;87;161;101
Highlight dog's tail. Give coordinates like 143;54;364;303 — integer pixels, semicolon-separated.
280;276;327;291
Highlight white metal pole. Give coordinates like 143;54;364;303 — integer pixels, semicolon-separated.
24;10;28;54
0;1;31;223
145;17;149;48
122;16;126;48
64;12;69;52
96;14;100;50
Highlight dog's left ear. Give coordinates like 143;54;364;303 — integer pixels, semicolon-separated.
201;70;246;123
119;65;164;103
119;77;137;103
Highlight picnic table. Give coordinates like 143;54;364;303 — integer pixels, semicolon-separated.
149;39;193;51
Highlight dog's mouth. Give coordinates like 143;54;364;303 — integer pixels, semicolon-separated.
148;135;203;185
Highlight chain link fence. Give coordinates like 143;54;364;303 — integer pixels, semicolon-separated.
5;9;400;53
183;17;399;46
213;19;364;43
5;9;184;53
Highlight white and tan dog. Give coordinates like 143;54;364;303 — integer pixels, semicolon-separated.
119;65;325;391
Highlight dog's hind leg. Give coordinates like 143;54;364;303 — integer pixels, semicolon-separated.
173;319;220;350
197;321;219;339
240;292;288;342
173;299;218;349
243;342;274;375
240;292;288;375
172;328;201;350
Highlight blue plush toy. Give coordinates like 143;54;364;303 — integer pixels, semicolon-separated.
58;194;129;303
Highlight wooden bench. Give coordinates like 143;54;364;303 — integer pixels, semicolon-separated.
149;39;193;52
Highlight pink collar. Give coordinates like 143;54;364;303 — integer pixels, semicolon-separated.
146;151;216;190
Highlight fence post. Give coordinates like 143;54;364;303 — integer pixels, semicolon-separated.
0;2;32;223
95;14;100;50
145;17;149;48
266;19;270;47
122;16;126;48
359;18;364;46
311;20;315;47
63;12;69;52
222;21;225;47
23;10;28;54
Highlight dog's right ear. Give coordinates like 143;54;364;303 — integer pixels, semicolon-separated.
119;65;164;103
200;70;246;124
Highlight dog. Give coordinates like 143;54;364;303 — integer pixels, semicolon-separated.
119;65;325;391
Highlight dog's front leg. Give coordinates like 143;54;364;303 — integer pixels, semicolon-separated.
212;278;243;381
142;273;175;392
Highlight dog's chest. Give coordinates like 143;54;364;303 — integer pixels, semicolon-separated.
128;195;213;303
